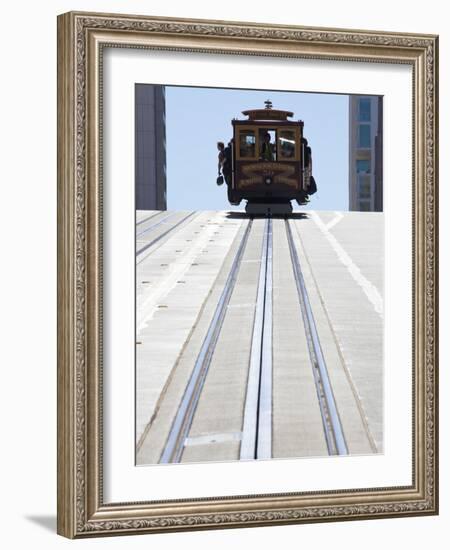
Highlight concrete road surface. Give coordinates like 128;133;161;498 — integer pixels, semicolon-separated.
135;210;383;465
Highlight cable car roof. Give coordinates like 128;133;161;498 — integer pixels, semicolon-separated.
241;108;294;121
241;100;294;121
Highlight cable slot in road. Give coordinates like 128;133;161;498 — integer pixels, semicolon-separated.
240;218;273;460
159;219;254;464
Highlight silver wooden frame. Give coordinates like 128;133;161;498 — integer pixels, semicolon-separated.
57;11;439;538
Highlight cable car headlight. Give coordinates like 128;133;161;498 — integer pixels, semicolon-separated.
265;177;272;185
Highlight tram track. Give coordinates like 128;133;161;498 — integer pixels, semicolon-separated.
136;211;178;238
285;219;348;456
136;210;164;227
159;219;254;464
155;216;349;464
136;211;197;260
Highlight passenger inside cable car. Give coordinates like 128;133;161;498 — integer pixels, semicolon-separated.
259;131;276;161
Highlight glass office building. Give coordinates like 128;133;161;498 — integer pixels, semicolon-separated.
135;84;167;211
348;96;383;212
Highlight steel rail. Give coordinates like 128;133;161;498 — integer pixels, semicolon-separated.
136;212;179;238
240;218;273;460
136;211;196;258
159;219;254;464
136;210;164;227
285;219;348;456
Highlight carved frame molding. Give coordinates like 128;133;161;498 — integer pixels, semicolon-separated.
57;11;438;538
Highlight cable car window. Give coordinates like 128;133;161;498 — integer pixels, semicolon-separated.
239;130;256;158
279;130;296;159
259;129;276;161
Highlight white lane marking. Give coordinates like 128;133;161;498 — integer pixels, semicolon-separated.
185;432;242;447
325;211;344;231
310;211;383;318
136;217;220;333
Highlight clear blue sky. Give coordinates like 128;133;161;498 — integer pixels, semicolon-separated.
165;86;350;212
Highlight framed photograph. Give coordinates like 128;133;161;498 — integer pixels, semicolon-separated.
57;11;438;538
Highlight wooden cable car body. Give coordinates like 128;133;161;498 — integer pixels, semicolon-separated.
227;102;312;214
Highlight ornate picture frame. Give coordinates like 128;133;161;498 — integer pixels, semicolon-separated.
57;11;438;538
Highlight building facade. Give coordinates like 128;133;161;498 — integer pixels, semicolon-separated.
348;96;383;212
135;84;167;210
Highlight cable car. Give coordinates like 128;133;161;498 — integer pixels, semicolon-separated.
223;100;315;215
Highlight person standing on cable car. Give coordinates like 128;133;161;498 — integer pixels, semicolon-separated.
217;141;225;171
260;132;275;161
222;141;232;186
216;141;225;185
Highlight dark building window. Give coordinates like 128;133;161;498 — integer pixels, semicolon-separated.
358;98;371;122
358;124;371;148
356;159;371;173
359;200;371;211
357;175;371;199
